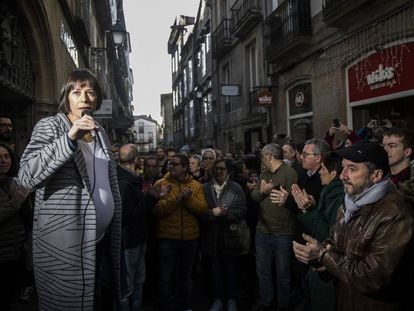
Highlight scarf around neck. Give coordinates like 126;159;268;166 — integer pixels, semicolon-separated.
344;178;393;223
212;178;227;200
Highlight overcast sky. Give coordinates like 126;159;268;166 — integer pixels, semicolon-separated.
123;0;199;123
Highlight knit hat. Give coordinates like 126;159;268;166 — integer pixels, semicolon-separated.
179;144;190;154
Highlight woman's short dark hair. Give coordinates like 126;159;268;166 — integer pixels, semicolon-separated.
0;141;18;176
322;152;342;176
58;69;102;114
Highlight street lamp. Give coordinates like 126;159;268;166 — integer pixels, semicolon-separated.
111;20;127;46
196;86;203;99
91;20;128;54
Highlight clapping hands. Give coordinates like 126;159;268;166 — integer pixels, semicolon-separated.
291;184;315;212
147;184;172;199
177;187;193;202
269;186;289;206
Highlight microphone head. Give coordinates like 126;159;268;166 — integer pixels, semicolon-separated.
81;109;94;117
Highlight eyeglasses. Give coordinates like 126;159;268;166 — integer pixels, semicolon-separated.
214;166;227;171
302;152;319;158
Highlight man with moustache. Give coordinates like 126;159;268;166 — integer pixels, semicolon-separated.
293;141;414;310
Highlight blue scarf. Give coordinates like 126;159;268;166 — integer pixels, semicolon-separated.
344;178;393;223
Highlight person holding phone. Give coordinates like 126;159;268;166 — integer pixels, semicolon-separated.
325;119;361;150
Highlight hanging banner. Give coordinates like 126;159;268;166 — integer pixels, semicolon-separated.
256;90;273;107
347;41;414;105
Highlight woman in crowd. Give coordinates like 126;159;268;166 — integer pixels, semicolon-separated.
200;159;248;311
290;152;344;311
18;69;124;310
0;142;31;310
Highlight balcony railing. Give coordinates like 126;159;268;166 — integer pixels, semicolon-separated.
90;50;108;90
212;18;232;59
264;0;311;62
231;0;262;39
323;0;371;25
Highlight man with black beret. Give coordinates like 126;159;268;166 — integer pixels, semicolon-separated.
292;141;414;310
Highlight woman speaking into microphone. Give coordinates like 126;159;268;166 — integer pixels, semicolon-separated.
18;69;124;310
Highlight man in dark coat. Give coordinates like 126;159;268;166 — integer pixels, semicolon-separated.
117;144;159;310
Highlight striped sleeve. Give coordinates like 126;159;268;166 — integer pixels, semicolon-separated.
18;117;75;191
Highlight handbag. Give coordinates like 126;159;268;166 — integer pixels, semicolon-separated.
222;219;251;255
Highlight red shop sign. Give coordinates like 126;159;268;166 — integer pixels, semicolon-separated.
347;42;414;105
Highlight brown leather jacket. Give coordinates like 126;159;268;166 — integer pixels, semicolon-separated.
321;188;414;311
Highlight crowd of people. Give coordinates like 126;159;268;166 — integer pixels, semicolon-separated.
1;68;414;311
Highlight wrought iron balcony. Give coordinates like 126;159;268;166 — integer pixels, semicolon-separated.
89;50;108;89
212;18;232;59
323;0;372;25
264;0;311;63
231;0;262;39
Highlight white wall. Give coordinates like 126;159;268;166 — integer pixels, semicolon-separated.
134;118;158;153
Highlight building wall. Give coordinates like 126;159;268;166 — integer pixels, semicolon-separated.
212;0;269;154
268;0;414;141
0;0;133;155
160;93;174;146
134;117;158;153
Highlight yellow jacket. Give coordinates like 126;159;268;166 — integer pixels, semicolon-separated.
154;173;207;240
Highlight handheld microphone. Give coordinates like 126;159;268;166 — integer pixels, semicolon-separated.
81;109;96;138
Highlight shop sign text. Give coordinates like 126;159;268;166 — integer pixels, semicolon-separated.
347;42;414;104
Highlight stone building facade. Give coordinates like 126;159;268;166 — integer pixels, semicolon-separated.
167;0;414;152
0;0;133;155
266;0;414;142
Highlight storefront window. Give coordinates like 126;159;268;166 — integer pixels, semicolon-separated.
289;117;313;143
287;82;313;142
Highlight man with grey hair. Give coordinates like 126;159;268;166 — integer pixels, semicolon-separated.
251;143;297;311
293;141;414;310
291;138;331;207
282;138;331;307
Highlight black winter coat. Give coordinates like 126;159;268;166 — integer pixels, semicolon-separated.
117;166;158;248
